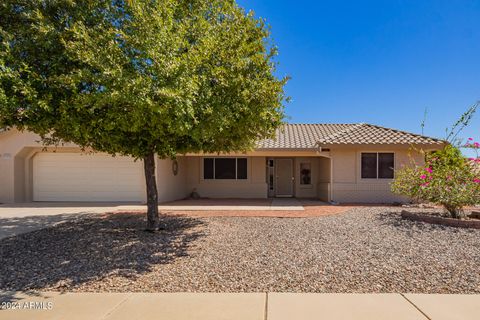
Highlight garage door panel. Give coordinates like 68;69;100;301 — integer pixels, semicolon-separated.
33;153;145;202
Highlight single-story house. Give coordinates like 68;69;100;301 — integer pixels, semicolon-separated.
0;123;445;204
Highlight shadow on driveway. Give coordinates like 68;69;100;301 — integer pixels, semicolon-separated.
0;214;89;239
0;213;205;291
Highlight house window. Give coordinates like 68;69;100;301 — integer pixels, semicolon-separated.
361;153;394;179
203;158;247;180
300;162;312;185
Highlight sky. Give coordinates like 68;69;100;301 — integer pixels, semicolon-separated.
237;0;480;150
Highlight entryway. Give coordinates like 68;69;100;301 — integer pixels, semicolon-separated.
269;158;294;197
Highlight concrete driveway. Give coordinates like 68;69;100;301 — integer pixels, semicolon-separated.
0;203;136;239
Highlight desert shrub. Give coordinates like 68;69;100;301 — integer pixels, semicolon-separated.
392;144;480;219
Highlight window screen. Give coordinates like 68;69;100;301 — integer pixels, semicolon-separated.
203;158;214;179
237;158;247;179
378;153;394;179
361;153;378;179
214;158;236;179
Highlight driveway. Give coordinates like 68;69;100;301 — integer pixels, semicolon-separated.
0;203;133;239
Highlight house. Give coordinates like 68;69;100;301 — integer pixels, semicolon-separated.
0;123;445;204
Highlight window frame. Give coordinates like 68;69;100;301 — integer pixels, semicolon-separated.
360;152;395;180
202;157;248;180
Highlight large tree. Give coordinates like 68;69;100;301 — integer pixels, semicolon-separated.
0;0;287;230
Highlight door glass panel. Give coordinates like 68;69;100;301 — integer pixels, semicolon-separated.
300;162;311;185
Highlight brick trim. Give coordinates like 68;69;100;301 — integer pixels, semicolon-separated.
401;210;480;229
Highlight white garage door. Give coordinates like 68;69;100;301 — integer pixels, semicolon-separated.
33;153;145;202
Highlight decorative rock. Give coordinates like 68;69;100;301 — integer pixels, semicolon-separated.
0;207;479;294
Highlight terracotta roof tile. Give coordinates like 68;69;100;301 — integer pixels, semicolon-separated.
256;123;445;149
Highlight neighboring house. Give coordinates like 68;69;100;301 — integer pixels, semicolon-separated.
0;123;445;204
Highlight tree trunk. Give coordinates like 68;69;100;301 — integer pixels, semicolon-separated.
143;152;159;231
445;205;466;219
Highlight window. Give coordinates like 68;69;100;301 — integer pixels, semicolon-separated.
300;162;312;185
378;153;394;179
361;153;394;179
203;158;247;180
361;153;377;178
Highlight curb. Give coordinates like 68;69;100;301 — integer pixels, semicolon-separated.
401;210;480;229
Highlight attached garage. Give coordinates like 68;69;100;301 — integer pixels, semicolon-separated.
33;153;145;202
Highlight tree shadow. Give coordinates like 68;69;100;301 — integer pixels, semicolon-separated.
0;213;88;239
0;213;206;291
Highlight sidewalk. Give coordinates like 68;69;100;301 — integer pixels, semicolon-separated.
1;292;478;320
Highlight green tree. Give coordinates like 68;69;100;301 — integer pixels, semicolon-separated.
0;0;287;230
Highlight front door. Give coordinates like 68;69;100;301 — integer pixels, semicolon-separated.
275;159;294;197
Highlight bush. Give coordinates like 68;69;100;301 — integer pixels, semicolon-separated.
391;144;480;219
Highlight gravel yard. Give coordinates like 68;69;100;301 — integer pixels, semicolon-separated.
0;207;479;293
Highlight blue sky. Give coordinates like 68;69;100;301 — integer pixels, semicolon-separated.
238;0;480;146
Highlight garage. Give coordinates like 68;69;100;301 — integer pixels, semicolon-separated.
33;153;145;202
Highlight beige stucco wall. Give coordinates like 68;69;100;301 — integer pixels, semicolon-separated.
317;157;331;201
330;146;425;203
156;157;189;203
184;156;268;198
0;130;48;203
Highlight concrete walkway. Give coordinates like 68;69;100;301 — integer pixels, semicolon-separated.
157;198;305;211
0;292;478;320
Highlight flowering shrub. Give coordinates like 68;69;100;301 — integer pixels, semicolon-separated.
391;143;480;219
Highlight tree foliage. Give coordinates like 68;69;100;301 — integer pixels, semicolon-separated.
0;0;287;230
392;145;480;219
0;0;287;157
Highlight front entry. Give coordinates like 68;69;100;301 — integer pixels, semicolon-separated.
275;158;294;197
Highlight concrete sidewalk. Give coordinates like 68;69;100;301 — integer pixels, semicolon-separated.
0;292;478;320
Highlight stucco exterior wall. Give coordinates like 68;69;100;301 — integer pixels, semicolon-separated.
317;157;331;201
156;157;189;203
0;130;46;203
185;156;268;198
330;147;424;203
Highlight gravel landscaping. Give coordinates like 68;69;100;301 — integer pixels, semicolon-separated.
0;207;479;293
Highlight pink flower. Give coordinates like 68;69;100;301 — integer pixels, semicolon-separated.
425;167;433;173
469;158;476;161
474;142;480;148
474;179;480;184
468;138;474;141
421;182;430;187
420;175;427;179
446;175;452;180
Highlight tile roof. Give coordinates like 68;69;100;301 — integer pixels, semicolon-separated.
256;123;445;149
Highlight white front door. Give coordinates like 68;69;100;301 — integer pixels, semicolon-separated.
275;159;294;197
